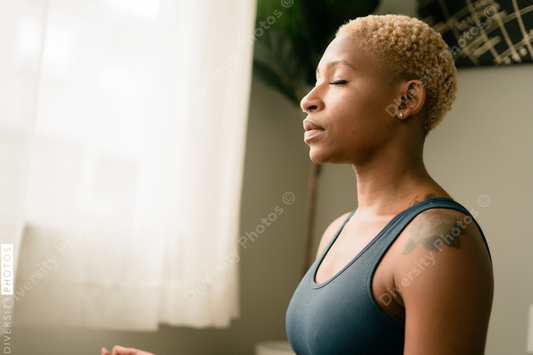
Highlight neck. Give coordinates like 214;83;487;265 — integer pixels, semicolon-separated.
351;145;445;217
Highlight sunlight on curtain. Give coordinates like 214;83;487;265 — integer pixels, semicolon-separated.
7;0;256;330
0;0;48;284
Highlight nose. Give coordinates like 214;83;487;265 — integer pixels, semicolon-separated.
300;85;322;114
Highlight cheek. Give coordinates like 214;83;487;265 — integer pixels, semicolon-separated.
352;87;397;126
327;91;359;121
329;94;374;132
335;84;382;116
358;87;390;114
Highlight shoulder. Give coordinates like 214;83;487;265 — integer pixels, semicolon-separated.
395;206;493;291
394;206;494;354
315;211;353;258
401;207;487;254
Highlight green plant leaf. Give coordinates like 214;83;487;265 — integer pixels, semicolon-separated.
253;23;303;104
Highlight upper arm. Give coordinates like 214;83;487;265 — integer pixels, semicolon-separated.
316;212;352;259
397;208;494;355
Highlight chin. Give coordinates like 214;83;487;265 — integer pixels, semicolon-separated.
309;157;325;165
308;147;352;165
308;149;331;165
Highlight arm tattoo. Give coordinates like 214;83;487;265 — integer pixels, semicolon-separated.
403;209;467;254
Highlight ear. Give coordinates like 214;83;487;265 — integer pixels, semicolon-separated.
396;80;426;119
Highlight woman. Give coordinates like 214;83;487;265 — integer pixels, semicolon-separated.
102;14;493;355
285;14;493;355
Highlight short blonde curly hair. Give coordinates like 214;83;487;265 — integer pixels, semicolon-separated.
337;14;457;136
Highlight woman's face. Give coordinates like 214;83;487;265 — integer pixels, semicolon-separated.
301;34;402;165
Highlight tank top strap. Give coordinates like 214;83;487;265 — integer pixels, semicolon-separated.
316;209;357;261
366;197;492;266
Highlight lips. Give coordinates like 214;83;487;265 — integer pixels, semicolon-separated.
303;119;324;132
303;119;325;142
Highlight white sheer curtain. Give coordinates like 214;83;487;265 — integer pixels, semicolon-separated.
0;0;48;297
3;0;256;330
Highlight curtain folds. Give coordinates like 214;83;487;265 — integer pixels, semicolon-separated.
2;0;256;330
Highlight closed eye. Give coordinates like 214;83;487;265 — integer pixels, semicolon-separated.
329;80;347;85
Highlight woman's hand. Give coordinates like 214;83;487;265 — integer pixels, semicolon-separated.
101;346;154;355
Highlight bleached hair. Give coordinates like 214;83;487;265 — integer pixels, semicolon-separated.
337;14;458;135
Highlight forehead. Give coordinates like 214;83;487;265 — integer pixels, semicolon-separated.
316;35;376;74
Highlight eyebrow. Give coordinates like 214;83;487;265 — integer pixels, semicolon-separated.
316;60;356;74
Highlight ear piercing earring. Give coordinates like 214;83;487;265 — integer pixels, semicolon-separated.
398;90;415;117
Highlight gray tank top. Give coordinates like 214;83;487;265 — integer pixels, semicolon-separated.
285;197;491;354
